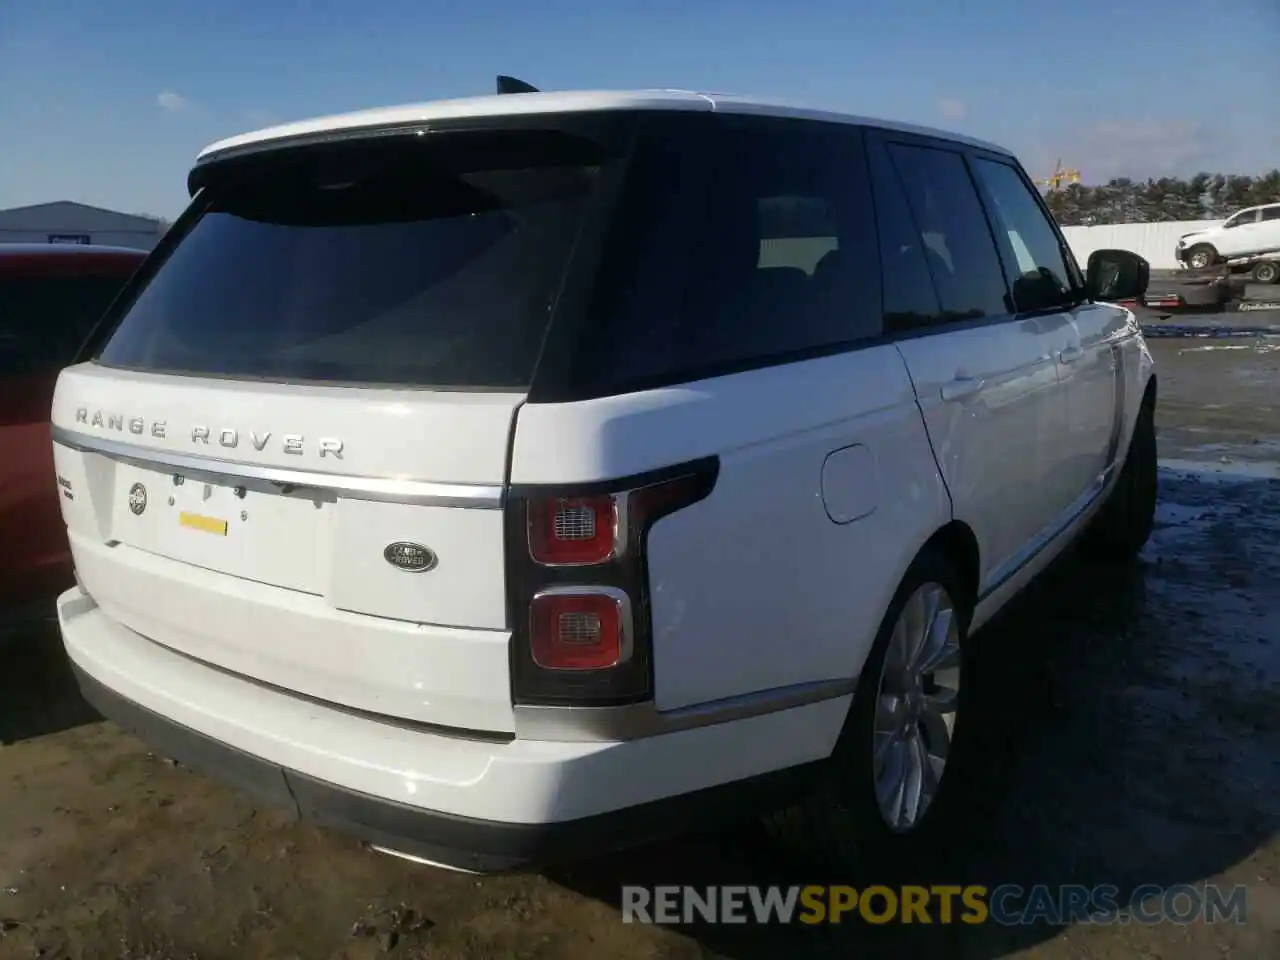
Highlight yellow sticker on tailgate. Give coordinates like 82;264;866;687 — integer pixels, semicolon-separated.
179;512;229;536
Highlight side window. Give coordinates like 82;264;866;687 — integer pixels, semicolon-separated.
971;157;1078;313
1259;206;1280;222
0;273;131;377
680;119;883;370
570;117;883;394
884;142;1011;322
757;196;839;274
867;141;942;330
1223;210;1257;228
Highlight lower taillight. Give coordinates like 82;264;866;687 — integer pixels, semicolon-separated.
530;587;631;671
505;457;719;706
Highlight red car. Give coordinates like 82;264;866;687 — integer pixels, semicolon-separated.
0;244;147;611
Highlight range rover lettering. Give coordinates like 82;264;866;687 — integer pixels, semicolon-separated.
72;407;343;457
50;82;1157;873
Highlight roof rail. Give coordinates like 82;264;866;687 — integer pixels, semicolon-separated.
496;75;540;95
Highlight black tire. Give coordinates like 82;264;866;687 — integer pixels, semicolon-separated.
1185;245;1218;270
1081;392;1158;560
762;547;974;870
1252;260;1279;285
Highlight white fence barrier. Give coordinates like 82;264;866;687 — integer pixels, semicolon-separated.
1060;221;1221;271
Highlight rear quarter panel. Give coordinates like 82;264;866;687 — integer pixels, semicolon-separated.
510;346;953;714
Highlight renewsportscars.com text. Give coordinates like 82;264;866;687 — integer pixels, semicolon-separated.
621;883;1249;926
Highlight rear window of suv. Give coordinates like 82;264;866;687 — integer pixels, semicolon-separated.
96;125;621;389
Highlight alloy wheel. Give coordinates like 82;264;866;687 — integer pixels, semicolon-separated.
871;582;962;833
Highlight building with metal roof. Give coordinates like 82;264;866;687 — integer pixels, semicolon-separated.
0;201;166;251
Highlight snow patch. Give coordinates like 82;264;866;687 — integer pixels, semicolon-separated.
1159;459;1280;482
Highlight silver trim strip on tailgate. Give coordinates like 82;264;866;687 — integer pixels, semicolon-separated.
51;426;505;509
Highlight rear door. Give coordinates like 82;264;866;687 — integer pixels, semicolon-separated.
967;154;1122;519
867;132;1067;597
51;123;622;734
0;256;140;602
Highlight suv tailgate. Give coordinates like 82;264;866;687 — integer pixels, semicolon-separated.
52;365;521;732
47;122;623;735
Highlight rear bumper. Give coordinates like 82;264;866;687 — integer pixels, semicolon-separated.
58;587;841;872
70;662;817;872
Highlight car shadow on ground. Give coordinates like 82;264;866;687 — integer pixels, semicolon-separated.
551;469;1280;958
0;607;101;745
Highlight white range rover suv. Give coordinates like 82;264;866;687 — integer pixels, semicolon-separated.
50;87;1158;873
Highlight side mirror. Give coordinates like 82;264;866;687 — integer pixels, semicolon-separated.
1086;249;1150;303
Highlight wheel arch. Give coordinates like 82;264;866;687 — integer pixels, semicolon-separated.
1140;370;1157;414
1124;335;1157;441
920;520;980;615
1133;368;1157;435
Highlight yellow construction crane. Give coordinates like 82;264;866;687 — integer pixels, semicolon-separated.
1035;159;1082;191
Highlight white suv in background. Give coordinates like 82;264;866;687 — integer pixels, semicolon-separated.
1176;202;1280;269
50;86;1158;873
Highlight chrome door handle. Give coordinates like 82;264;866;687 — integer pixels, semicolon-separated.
941;376;985;402
1059;344;1084;363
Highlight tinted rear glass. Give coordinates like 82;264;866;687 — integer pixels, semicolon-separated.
97;127;619;388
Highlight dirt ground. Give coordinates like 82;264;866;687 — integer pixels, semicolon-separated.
2;335;1279;960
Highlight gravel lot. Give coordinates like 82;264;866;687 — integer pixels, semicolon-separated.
2;335;1278;960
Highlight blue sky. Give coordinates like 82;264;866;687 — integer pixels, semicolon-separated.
2;0;1276;219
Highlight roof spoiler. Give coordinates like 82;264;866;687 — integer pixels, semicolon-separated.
188;77;546;195
496;75;540;95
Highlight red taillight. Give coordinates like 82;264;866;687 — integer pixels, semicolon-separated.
528;495;619;566
507;458;720;705
530;588;630;670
